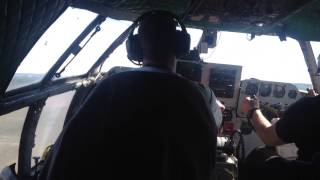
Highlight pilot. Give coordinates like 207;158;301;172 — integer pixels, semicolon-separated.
240;89;320;180
197;84;225;131
39;11;217;180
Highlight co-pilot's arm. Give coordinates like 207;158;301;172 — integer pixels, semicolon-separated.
241;97;285;146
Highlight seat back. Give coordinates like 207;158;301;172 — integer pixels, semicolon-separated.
40;71;217;180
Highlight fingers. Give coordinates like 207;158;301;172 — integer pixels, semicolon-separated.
241;97;251;113
241;95;260;114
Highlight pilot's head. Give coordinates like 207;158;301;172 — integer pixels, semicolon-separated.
126;11;190;70
138;12;177;68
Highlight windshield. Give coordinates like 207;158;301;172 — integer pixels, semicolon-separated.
9;7;318;88
202;32;320;87
6;8;204;90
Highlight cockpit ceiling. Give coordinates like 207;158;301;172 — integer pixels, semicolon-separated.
73;0;320;41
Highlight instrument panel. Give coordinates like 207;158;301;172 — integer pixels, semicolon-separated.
237;78;305;157
208;68;237;98
176;60;243;109
202;63;242;108
175;60;305;158
176;60;242;130
239;79;304;118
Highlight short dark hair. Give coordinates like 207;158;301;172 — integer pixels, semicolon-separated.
138;13;177;60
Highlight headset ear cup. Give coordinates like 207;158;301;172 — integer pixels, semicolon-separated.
126;34;143;62
175;31;191;58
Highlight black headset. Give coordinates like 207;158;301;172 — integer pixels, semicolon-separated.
126;10;191;64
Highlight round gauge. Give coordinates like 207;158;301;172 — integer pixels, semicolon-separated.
273;84;286;98
288;90;298;99
245;83;259;96
259;83;272;97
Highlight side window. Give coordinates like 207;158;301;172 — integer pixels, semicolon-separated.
6;7;97;91
32;91;75;159
0;108;29;170
55;18;133;78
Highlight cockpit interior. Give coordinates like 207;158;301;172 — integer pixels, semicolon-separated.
0;0;320;180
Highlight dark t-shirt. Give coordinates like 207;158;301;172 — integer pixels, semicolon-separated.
276;95;320;161
40;70;217;180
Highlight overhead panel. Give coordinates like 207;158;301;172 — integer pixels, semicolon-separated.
73;0;192;20
283;0;320;41
73;0;320;41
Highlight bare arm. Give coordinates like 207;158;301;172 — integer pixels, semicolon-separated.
250;109;284;146
241;97;285;146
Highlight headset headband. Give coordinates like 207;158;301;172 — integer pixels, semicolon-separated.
126;10;190;64
130;10;187;36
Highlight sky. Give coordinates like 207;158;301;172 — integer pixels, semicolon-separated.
14;7;320;85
